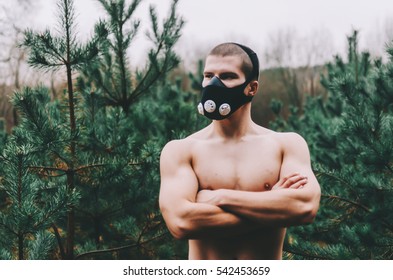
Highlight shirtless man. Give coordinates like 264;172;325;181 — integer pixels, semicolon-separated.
159;42;321;260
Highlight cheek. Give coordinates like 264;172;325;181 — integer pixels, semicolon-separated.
202;78;209;87
225;81;237;88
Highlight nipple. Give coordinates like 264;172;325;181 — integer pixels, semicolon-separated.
264;183;271;190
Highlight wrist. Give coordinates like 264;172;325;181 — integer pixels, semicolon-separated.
215;189;227;207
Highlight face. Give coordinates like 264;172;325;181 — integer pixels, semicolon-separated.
198;54;256;120
202;55;247;88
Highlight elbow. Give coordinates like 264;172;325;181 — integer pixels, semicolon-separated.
300;204;318;224
167;218;192;240
298;187;321;224
160;206;193;240
298;197;320;225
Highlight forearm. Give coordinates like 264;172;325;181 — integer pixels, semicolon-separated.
162;201;259;239
215;188;319;227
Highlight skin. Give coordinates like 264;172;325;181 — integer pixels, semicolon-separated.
159;54;321;260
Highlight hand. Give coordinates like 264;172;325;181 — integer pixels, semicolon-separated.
196;189;220;206
272;172;308;190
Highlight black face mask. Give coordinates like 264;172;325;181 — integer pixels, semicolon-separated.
197;43;259;120
197;76;253;120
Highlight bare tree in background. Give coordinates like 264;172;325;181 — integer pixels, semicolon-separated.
366;17;393;60
299;27;334;97
264;27;298;68
264;27;302;108
0;0;40;129
264;27;334;105
0;0;39;83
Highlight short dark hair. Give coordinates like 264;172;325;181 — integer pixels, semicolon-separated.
208;42;259;82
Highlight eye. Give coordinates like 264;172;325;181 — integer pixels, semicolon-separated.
203;73;213;79
219;73;237;80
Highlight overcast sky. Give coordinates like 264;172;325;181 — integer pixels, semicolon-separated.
25;0;393;68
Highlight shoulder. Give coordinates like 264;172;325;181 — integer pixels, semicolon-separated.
273;132;311;160
274;131;308;146
254;127;307;147
161;125;212;155
160;133;201;161
160;139;192;176
161;138;192;160
260;130;309;154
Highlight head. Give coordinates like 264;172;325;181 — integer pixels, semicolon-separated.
205;42;259;84
198;42;259;120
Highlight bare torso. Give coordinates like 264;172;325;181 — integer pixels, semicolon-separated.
187;124;286;259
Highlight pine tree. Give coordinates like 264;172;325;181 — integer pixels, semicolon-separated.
19;0;109;259
270;31;393;259
71;71;207;260
0;0;196;259
0;87;79;259
69;0;189;259
78;0;184;113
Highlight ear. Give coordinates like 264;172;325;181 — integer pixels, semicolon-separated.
246;81;259;97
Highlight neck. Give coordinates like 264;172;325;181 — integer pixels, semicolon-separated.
212;103;255;139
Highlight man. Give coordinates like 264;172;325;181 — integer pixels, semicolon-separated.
159;42;321;260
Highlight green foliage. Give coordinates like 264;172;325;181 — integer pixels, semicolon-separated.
0;0;202;260
23;0;106;72
0;117;79;259
16;0;110;259
0;118;6;149
271;30;393;259
68;75;204;260
79;0;184;113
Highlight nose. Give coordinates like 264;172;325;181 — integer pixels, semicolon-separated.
207;76;226;87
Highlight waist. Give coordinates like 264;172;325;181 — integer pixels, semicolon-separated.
188;228;286;260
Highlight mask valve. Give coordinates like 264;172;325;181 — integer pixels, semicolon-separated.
204;100;216;113
219;103;231;116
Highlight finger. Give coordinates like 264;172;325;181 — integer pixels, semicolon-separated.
289;178;308;189
276;172;299;186
272;173;303;190
272;174;294;190
195;190;207;201
271;179;284;190
282;175;307;188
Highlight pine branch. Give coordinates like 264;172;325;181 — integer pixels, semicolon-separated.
284;247;331;260
33;194;71;229
51;223;66;259
315;170;354;190
74;232;168;260
28;166;67;173
74;163;106;173
128;45;163;103
322;194;370;212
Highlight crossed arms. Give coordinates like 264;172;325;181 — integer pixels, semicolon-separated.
159;133;321;240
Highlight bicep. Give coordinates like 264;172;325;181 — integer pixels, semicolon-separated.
159;141;199;214
159;165;199;206
279;133;320;196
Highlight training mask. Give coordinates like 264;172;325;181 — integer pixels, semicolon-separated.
197;43;259;120
197;76;252;120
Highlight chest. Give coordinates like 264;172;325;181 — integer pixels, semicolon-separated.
192;139;282;191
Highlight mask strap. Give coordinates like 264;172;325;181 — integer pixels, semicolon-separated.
231;43;259;83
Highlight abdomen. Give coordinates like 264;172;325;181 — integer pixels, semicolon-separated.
188;228;286;260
